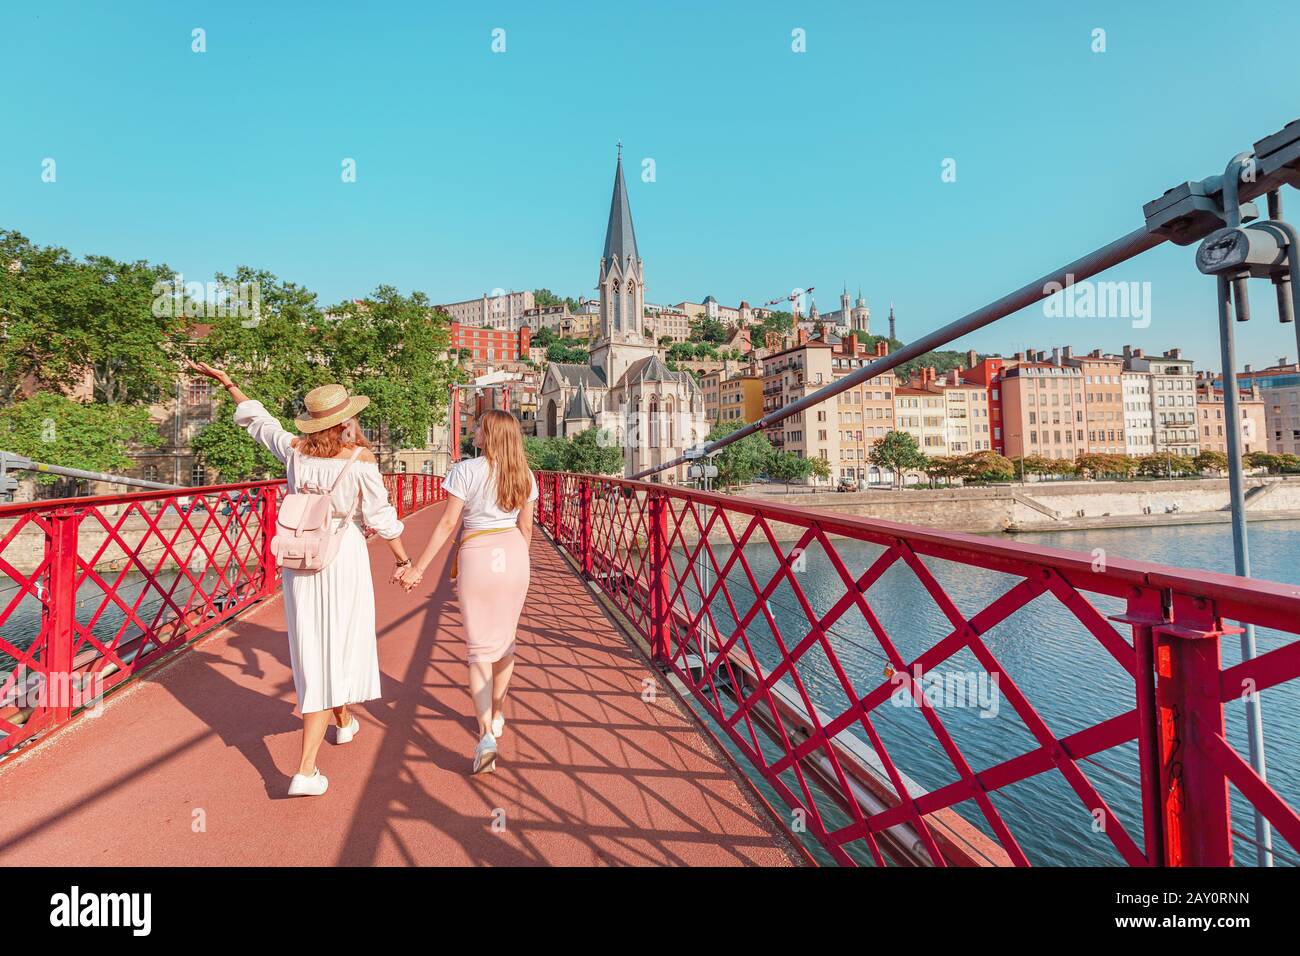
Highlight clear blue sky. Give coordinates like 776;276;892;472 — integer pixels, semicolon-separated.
3;1;1299;370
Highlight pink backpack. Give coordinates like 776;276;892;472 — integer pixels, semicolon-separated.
271;448;363;572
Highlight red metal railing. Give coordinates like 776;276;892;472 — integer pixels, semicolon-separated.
537;471;1300;867
0;473;443;756
380;473;445;519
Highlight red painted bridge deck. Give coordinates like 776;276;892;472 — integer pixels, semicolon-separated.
0;501;797;867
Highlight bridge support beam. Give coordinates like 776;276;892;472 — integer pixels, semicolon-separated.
579;481;593;578
648;490;670;664
1153;595;1238;866
45;508;80;725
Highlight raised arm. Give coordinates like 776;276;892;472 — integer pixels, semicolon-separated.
187;360;250;405
187;359;293;463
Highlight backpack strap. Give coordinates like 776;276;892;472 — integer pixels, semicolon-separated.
329;447;365;492
329;447;366;524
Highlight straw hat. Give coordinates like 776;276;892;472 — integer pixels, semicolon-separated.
294;384;370;433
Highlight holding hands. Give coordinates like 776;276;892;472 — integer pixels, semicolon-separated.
397;564;425;592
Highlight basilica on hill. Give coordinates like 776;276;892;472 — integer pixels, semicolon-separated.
537;150;709;482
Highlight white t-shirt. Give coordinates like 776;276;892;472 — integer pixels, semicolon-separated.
442;456;538;530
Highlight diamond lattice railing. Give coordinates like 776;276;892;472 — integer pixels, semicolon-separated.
0;472;443;757
537;471;1300;868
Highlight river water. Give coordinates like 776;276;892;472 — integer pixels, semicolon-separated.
0;570;254;675
674;519;1300;867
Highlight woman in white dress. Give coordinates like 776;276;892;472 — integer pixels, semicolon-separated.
187;362;411;797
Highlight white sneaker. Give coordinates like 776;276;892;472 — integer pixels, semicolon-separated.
472;733;498;775
288;768;328;796
334;716;360;745
491;715;505;740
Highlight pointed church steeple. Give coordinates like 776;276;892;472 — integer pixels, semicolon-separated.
602;147;639;266
593;145;653;386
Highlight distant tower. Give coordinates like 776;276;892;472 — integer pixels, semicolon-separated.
840;283;851;318
852;285;870;334
888;302;896;341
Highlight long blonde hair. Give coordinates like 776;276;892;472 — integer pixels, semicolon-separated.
477;410;530;511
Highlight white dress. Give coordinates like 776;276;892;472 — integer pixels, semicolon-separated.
234;400;404;714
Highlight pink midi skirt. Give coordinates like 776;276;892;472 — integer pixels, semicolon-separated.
456;528;530;664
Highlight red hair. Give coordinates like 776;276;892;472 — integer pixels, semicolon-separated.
296;418;372;459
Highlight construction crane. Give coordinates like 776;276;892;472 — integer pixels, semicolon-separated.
760;285;815;313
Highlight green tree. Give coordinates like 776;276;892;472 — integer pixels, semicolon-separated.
869;430;929;488
562;428;624;475
0;392;162;492
0;230;179;404
707;420;774;488
955;450;1017;483
1245;451;1300;474
1136;452;1194;478
548;344;590;364
923;455;963;487
196;274;461;477
690;316;728;344
808;456;832;485
197;267;327;410
1074;453;1136;479
324;289;460;459
523;435;568;471
533;288;564;308
754;310;793;342
1194;450;1229;473
765;451;813;489
191;413;286;481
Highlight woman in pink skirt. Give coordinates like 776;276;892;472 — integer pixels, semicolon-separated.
399;410;536;774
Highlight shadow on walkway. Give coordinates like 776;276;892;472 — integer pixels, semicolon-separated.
0;503;796;867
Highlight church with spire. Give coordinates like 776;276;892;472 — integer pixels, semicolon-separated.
803;285;870;335
537;148;709;481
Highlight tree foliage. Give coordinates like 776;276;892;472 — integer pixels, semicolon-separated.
869;430;929;487
1193;450;1229;473
1246;451;1300;473
0;229;180;405
955;450;1017;483
523;430;623;475
706;420;773;488
765;450;813;487
1020;454;1076;478
689;316;729;345
194;276;461;477
0;392;162;486
1134;453;1195;477
547;343;590;364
